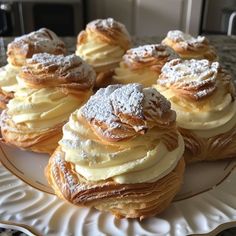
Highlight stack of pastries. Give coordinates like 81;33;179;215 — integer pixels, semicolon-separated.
0;28;66;108
76;18;132;87
0;53;95;154
113;44;178;86
46;83;185;219
162;30;217;61
154;58;236;162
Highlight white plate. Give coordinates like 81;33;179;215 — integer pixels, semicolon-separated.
0;143;236;236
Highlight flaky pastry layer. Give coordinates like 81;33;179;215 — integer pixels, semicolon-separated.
46;147;185;219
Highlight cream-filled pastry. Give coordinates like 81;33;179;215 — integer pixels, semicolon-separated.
0;28;66;108
162;30;217;61
45;83;185;219
76;18;132;87
154;58;236;162
0;53;95;154
114;44;178;87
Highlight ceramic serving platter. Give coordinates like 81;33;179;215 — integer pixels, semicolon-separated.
0;143;235;236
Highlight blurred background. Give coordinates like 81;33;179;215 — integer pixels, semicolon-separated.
0;0;236;37
0;0;236;36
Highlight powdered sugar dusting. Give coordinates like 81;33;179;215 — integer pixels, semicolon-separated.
87;18;130;38
166;30;206;45
125;44;177;61
81;83;174;131
159;59;220;99
9;28;65;54
160;59;219;85
143;88;171;118
22;53;95;81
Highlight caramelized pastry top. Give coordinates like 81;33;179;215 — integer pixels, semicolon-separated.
18;53;96;94
7;28;66;67
59;83;184;184
155;59;236;133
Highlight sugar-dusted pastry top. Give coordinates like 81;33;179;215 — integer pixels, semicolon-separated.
7;28;66;66
122;44;178;71
162;30;217;60
155;59;236;136
76;18;131;72
18;53;96;93
59;83;184;184
114;44;178;86
83;18;131;50
164;30;207;47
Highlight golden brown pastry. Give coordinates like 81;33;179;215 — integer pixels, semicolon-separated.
114;44;178;87
0;28;66;109
76;18;132;87
162;30;217;61
0;53;95;154
45;83;185;219
154;58;236;162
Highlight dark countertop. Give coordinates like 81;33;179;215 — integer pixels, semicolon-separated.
0;35;236;236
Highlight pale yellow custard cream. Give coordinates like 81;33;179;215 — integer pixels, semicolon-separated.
155;59;236;138
59;84;184;184
76;31;125;72
0;64;20;93
114;62;157;87
76;18;131;74
7;87;86;130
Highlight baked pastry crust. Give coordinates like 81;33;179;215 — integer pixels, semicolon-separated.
46;83;185;218
0;110;63;154
76;18;132;87
7;28;66;67
46;146;185;219
162;30;217;61
0;53;96;154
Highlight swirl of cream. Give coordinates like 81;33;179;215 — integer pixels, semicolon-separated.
76;18;131;72
7;87;87;129
59;84;184;184
114;44;178;86
155;59;236;136
0;64;20;93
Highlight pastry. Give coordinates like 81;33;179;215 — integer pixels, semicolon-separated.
162;30;217;61
76;18;132;87
154;58;236;162
45;83;185;219
113;44;178;87
0;53;95;154
0;28;66;108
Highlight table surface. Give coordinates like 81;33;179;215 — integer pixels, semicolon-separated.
0;35;236;236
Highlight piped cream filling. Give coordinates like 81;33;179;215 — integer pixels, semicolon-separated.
59;111;184;184
7;87;87;130
154;84;236;138
76;32;125;72
114;63;157;87
0;64;20;93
